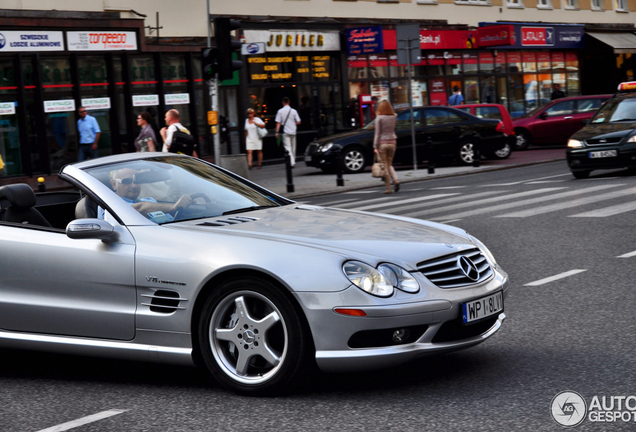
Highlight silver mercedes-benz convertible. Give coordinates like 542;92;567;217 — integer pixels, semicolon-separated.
0;153;509;395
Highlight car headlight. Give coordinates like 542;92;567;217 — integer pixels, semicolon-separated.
318;143;333;152
627;135;636;143
567;139;584;148
378;263;420;293
343;261;393;297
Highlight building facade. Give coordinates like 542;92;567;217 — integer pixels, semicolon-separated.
1;1;635;180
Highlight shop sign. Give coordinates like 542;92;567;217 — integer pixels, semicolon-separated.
0;102;16;115
0;31;64;52
478;23;584;49
67;31;137;51
243;30;340;52
383;29;477;51
165;93;190;105
81;97;111;110
346;26;384;55
477;25;514;47
44;99;75;113
242;43;266;55
132;95;159;107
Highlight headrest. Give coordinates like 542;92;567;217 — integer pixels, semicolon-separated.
0;184;37;208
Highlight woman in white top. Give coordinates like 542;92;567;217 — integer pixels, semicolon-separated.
244;108;266;169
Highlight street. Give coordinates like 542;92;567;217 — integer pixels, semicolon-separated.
2;158;636;431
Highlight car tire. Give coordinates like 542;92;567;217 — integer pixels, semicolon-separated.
514;130;532;151
486;143;512;160
198;277;311;395
572;170;591;179
341;146;366;174
457;140;477;165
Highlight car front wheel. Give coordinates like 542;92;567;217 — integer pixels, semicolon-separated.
198;278;311;395
341;146;366;174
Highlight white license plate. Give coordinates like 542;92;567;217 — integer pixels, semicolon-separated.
462;291;503;324
304;155;312;162
589;150;617;159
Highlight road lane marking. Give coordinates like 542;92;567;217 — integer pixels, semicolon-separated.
403;187;567;219
351;194;459;211
570;200;636;218
430;186;468;189
332;196;394;208
497;187;636;218
481;173;571;186
617;250;636;258
425;184;619;221
524;270;587;286
525;180;568;184
36;410;128;432
389;191;504;215
318;198;359;207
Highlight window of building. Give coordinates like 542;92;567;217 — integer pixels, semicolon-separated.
591;0;603;9
616;0;627;10
564;0;578;9
537;0;552;8
507;0;524;7
455;0;490;4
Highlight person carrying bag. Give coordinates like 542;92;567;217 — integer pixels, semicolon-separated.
373;100;400;194
245;108;266;169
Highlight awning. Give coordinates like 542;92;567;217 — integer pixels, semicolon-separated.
587;32;636;54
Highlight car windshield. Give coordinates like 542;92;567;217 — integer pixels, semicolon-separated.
591;97;636;123
85;156;285;224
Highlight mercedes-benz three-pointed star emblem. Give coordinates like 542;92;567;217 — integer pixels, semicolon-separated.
458;256;480;281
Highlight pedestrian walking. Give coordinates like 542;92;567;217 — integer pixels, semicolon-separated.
135;111;157;152
551;83;566;100
160;109;199;158
448;86;464;105
77;106;101;161
244;108;265;169
373;100;399;194
275;97;301;167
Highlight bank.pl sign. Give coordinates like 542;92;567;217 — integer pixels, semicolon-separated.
44;99;75;113
132;95;159;107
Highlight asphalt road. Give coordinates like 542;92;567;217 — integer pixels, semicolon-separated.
2;161;636;431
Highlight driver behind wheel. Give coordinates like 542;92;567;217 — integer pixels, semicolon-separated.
98;167;192;222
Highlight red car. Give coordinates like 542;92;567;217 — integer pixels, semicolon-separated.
456;104;514;159
511;94;611;150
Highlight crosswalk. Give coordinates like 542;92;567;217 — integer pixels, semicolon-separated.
313;182;636;222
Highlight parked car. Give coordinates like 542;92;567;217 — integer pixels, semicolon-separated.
304;106;509;174
567;82;636;179
455;103;515;159
0;153;509;395
512;94;611;150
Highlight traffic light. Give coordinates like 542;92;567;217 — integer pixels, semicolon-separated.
214;18;243;81
201;47;218;81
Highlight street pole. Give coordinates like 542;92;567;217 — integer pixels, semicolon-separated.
206;1;220;164
407;46;416;171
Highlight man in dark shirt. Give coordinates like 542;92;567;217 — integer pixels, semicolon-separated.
551;83;566;100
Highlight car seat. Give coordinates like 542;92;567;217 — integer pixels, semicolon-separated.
0;184;52;227
75;195;99;219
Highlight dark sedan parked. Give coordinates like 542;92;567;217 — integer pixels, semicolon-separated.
304;106;509;174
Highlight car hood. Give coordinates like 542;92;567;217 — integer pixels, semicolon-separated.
175;205;476;265
571;122;636;141
312;129;371;145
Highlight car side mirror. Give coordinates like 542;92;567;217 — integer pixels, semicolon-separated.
538;112;548;120
66;218;117;241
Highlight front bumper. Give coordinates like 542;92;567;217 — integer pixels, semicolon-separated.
304;149;335;169
567;144;636;171
296;268;509;373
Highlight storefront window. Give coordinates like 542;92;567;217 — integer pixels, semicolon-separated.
269;55;294;83
0;102;21;176
296;55;311;82
480;76;496;103
130;55;156;88
389;53;409;78
412;80;428;107
537;52;552;102
479;52;494;73
507;52;521;73
41;57;72;92
390;80;410;110
311;55;334;81
348;55;368;80
369;54;389;79
495;51;506;74
463;52;479;74
552;52;567;99
0;60;16;95
162;55;187;85
426;53;445;76
522;52;537;73
248;54;267;84
370;81;389;103
78;57;107;85
464;78;479;104
507;75;524;115
566;52;580;96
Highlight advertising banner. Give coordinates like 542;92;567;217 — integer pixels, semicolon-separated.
383;29;477;51
478;22;584;49
44;100;75;113
477;25;514;47
68;31;137;51
165;93;190;105
243;30;340;52
0;102;16;116
347;26;384;55
132;95;159;107
0;31;64;52
81;97;111;110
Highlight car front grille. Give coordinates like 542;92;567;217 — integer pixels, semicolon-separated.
305;143;319;155
585;137;623;146
417;248;493;288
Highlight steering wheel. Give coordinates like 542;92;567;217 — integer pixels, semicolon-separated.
174;193;213;221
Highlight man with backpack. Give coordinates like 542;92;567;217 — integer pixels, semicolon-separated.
448;86;464;106
160;109;199;158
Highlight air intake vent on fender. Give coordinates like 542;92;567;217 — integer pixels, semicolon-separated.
141;290;188;313
198;216;259;227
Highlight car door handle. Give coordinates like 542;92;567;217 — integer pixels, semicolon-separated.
564;116;573;119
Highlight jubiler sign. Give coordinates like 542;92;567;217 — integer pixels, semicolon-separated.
243;30;340;52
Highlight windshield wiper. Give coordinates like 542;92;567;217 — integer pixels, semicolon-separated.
222;205;276;216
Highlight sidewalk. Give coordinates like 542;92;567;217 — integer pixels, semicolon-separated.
246;148;567;200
